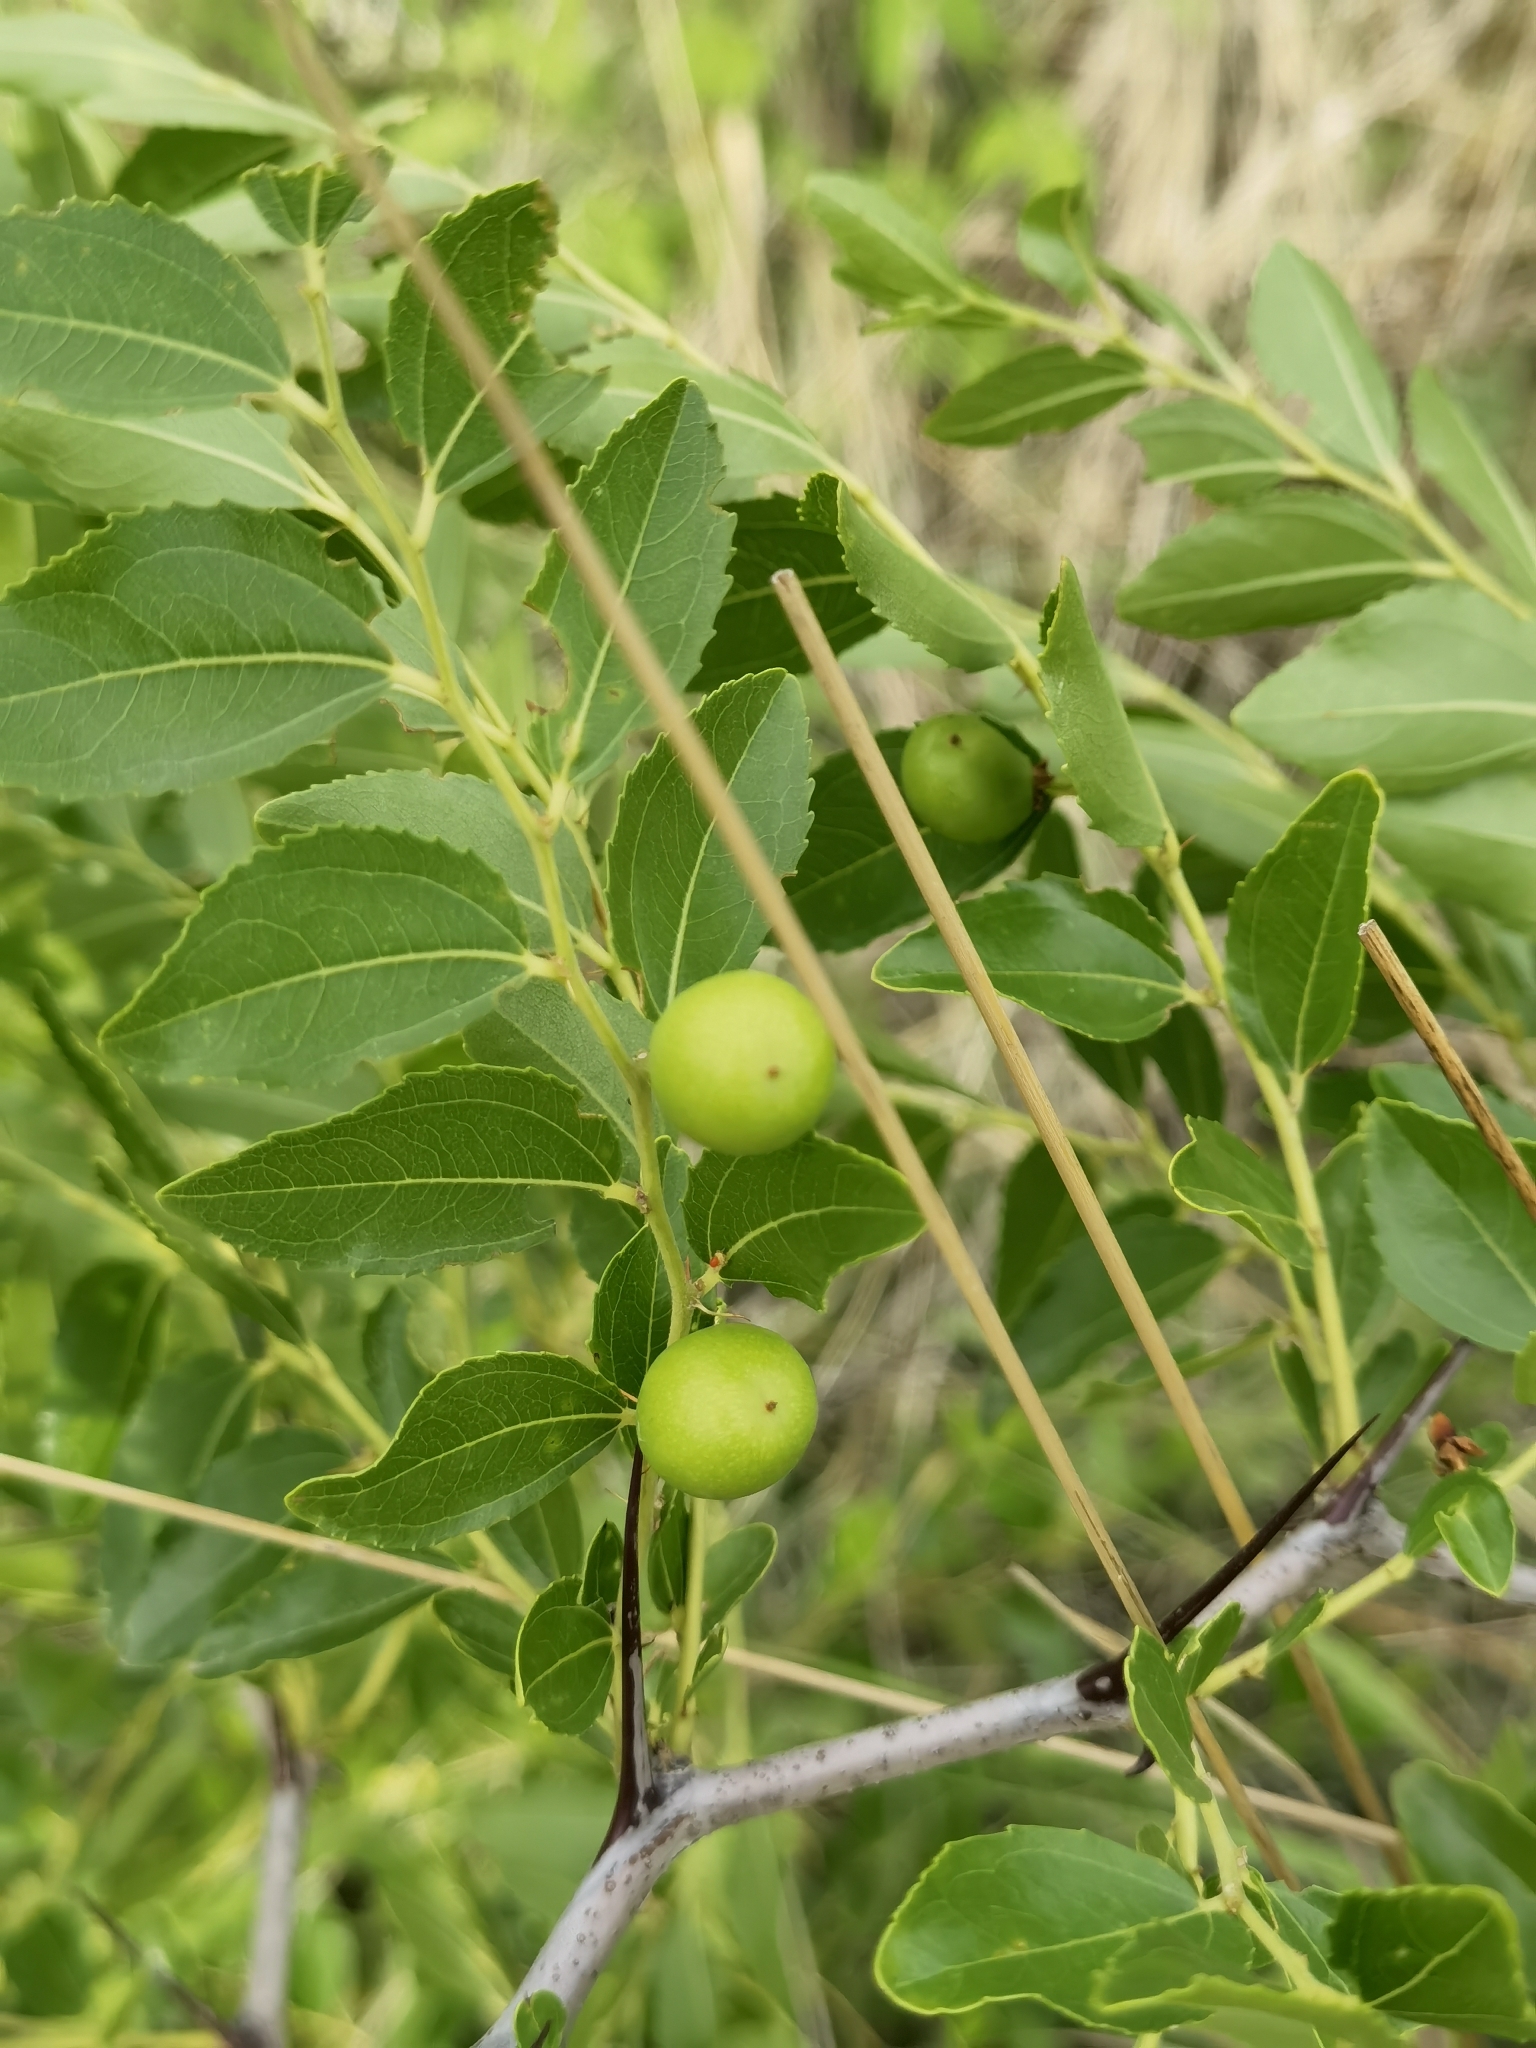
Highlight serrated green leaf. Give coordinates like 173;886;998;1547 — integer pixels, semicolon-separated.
0;505;390;799
1014;1212;1223;1388
0;15;323;134
805;173;972;317
1233;585;1536;791
1125;1626;1207;1801
290;1351;624;1548
703;1522;776;1628
684;1134;921;1310
785;729;1042;953
1039;560;1168;848
1117;494;1420;639
432;1587;523;1675
241;156;371;246
1126;398;1288;503
119;1426;345;1666
464;979;651;1166
1394;1762;1536;1983
1129;717;1303;869
162;1067;626;1272
104;825;527;1085
874;1825;1198;2017
190;1553;429;1677
553;334;829;483
0;397;307;511
1378;770;1536;935
589;1227;670;1398
927;345;1143;445
1409;367;1536;603
692;485;880;692
1405;1470;1515;1593
257;769;588;954
1225;771;1381;1080
0;197;289;414
1329;1885;1536;2032
607;669;810;1012
530;380;734;777
385;182;600;494
515;1575;613;1735
1364;1099;1536;1351
1169;1116;1309;1265
837;482;1017;669
1248;243;1400;475
874;879;1186;1042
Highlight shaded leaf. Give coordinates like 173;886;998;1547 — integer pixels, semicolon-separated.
289;1351;624;1548
1126;398;1288;503
994;1141;1085;1327
163;1067;626;1272
838;482;1017;670
874;879;1186;1043
1145;1005;1225;1123
648;1487;690;1611
1329;1885;1536;2031
1013;1213;1224;1388
363;1287;430;1435
1224;770;1381;1080
607;669;810;1011
589;1227;670;1399
516;1576;613;1735
0;506;390;799
1117;494;1420;639
580;1520;622;1611
1130;717;1302;870
927;345;1143;444
1315;1133;1392;1342
1379;770;1536;935
1364;1099;1536;1352
464;978;651;1168
1248;242;1400;475
115;130;290;214
191;1554;429;1676
433;1587;522;1675
103;826;527;1085
1409;366;1536;603
1394;1761;1536;1983
55;1260;166;1414
1039;560;1168;848
703;1522;776;1628
1169;1117;1309;1265
785;728;1042;952
684;1134;921;1310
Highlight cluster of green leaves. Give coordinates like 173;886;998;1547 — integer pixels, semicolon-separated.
0;10;1532;2045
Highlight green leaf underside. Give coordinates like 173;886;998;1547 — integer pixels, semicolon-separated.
516;1576;614;1735
103;826;527;1086
1040;561;1168;848
289;1351;624;1547
162;1066;625;1273
1235;585;1536;791
786;730;1038;952
0;16;324;133
0;505;389;799
1378;771;1536;935
1330;1885;1536;2030
589;1228;670;1398
1364;1100;1536;1352
1393;1761;1536;1985
464;978;651;1164
190;1555;430;1677
1224;771;1381;1079
553;334;830;482
1248;242;1400;476
0;397;307;512
927;345;1144;445
1170;1117;1310;1265
608;669;810;1011
0;197;288;414
837;482;1016;670
804;173;970;314
1116;495;1419;639
242;158;368;247
874;1825;1198;2016
1125;1627;1207;1800
385;182;598;494
1125;398;1288;503
257;769;588;953
692;489;880;691
1410;366;1536;602
684;1135;922;1309
874;879;1185;1042
1013;1213;1224;1388
530;379;735;777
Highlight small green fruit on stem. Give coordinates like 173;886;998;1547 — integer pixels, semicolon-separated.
648;970;835;1155
900;714;1037;844
636;1324;817;1499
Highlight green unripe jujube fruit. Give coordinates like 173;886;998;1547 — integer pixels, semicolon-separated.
636;1323;817;1499
648;970;835;1155
900;713;1037;844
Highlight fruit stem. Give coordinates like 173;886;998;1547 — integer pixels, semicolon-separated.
669;1496;710;1754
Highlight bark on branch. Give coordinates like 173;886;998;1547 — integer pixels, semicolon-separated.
235;1693;316;2048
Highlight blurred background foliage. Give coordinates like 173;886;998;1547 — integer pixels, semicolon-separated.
0;1;1534;2045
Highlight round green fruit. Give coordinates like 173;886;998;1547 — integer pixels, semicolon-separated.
900;713;1037;844
636;1323;817;1499
648;970;835;1155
